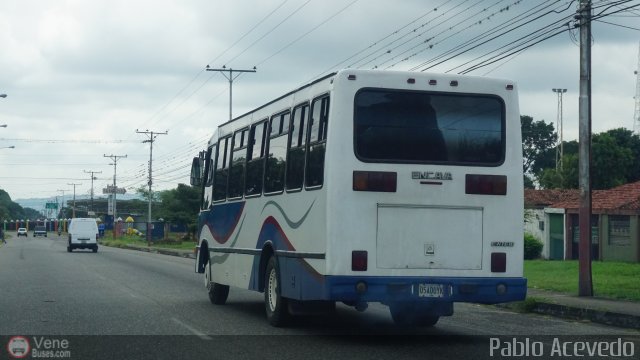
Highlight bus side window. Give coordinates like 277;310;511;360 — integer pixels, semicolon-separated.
306;95;329;188
228;128;248;199
201;145;215;209
245;120;267;196
264;111;289;194
213;137;231;201
286;103;308;191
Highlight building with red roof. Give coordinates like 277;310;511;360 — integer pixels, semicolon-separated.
526;182;640;262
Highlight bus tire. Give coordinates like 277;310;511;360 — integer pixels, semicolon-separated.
208;282;229;305
264;256;289;327
390;303;439;327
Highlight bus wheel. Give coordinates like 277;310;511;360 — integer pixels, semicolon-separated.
390;303;439;327
208;282;229;305
264;256;289;327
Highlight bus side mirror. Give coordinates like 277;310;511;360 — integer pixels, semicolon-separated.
190;157;203;186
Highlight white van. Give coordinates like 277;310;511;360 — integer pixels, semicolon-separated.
67;218;99;253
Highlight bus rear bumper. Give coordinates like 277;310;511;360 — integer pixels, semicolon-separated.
324;276;527;305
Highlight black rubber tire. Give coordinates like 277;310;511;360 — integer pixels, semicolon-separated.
264;256;289;327
67;246;72;253
92;246;98;253
390;303;440;327
208;282;230;305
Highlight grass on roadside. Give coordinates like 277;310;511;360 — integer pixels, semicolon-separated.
525;260;640;302
99;233;196;251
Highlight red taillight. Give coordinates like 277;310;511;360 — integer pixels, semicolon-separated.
353;171;397;192
352;251;368;271
465;174;507;195
491;252;506;273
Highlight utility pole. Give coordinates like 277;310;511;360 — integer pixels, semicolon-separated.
206;65;256;121
577;0;593;297
104;154;126;239
552;88;567;170
633;42;640;134
84;170;102;213
57;189;68;217
136;129;167;245
67;183;82;219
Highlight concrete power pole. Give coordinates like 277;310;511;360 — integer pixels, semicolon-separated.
67;183;82;219
84;170;102;213
136;129;167;245
104;154;127;239
577;0;593;297
634;42;640;134
206;65;256;121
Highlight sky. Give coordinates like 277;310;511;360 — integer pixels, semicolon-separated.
0;0;639;209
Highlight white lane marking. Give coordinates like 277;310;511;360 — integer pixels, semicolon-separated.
171;317;212;340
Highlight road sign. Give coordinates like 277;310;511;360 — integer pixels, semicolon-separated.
45;202;58;209
103;185;126;195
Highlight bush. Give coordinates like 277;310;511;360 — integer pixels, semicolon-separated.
524;233;543;260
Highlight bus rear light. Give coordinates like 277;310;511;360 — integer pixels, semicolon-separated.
465;174;507;195
491;252;506;273
353;171;397;192
352;251;368;271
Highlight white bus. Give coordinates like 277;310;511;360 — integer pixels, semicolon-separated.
191;69;526;327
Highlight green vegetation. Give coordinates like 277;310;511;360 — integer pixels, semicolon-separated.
522;120;640;190
0;189;41;221
523;233;543;260
99;232;196;251
525;260;640;302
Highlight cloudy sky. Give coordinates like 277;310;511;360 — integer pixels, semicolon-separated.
0;0;639;208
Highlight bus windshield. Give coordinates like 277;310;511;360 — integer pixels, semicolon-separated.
354;88;505;166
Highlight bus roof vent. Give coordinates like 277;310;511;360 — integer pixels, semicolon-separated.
407;78;415;84
348;74;357;80
450;80;459;87
506;84;514;90
429;79;437;85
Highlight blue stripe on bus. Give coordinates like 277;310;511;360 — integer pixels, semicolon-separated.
199;202;245;244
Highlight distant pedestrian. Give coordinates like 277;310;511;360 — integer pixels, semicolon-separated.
1;228;6;244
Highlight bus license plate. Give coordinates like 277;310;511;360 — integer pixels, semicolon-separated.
418;283;445;298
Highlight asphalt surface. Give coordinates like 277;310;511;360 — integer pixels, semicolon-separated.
0;234;638;359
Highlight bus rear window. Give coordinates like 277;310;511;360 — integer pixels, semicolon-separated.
354;89;504;165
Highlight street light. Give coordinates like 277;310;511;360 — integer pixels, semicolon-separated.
0;146;15;149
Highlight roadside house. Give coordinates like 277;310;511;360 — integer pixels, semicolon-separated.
524;189;579;259
550;181;640;263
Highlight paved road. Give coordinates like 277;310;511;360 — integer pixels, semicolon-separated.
0;234;637;359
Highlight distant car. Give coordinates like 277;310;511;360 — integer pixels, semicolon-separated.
17;228;27;237
33;225;47;237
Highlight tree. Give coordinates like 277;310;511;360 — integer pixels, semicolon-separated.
539;153;579;189
538;132;634;190
591;133;634;189
157;184;201;227
601;128;640;182
521;115;557;179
